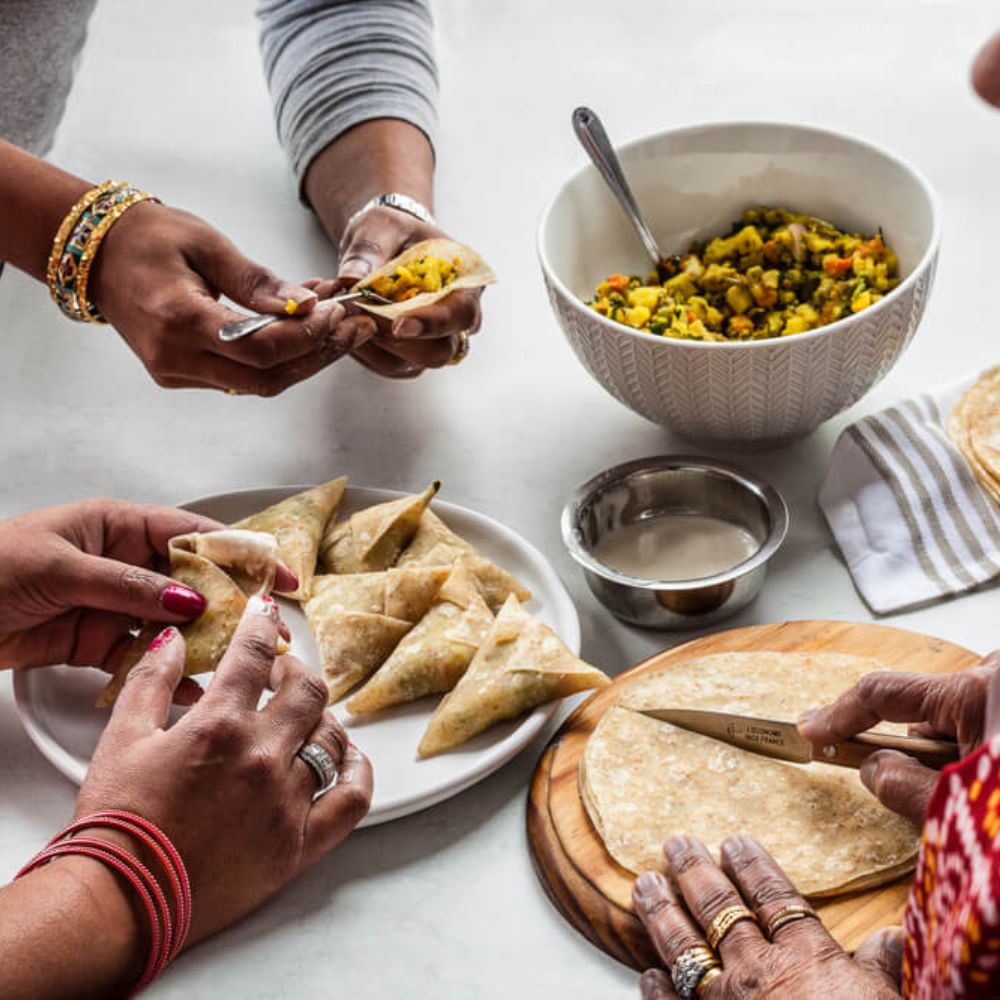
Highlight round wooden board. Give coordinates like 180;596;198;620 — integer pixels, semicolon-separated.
526;619;980;971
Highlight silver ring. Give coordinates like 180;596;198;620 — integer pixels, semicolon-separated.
296;742;338;791
670;946;720;1000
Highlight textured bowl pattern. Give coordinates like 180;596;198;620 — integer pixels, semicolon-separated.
545;257;935;442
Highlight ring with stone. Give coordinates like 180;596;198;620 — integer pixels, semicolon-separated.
669;945;720;999
296;741;339;791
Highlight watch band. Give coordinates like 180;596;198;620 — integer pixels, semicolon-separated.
347;192;435;230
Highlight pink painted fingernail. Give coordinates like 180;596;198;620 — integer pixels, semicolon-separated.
395;319;423;339
161;584;206;617
246;594;278;619
148;626;178;651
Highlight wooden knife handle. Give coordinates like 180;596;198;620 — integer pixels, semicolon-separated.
819;731;961;771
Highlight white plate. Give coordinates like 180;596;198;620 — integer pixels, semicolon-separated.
14;486;580;827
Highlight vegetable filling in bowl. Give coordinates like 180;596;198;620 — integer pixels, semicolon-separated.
587;207;900;342
368;255;461;303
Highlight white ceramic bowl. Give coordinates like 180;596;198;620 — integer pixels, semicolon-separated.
538;121;940;443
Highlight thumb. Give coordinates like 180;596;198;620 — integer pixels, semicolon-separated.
854;926;905;987
191;233;318;316
337;209;407;283
860;749;941;824
63;552;207;623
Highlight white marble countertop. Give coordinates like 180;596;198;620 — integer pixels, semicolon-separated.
3;0;1000;996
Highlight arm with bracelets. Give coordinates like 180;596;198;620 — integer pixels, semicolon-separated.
0;139;355;395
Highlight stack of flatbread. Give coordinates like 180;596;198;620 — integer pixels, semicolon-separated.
948;365;1000;504
581;652;922;898
102;477;608;757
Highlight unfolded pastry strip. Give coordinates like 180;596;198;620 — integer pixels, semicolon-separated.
97;530;283;707
304;566;450;703
346;566;494;715
418;595;610;757
232;478;345;600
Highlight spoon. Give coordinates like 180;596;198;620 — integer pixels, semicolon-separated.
571;107;679;277
218;289;393;343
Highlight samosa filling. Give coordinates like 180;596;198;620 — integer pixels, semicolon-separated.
368;255;461;302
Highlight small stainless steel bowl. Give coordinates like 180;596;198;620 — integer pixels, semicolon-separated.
561;456;788;629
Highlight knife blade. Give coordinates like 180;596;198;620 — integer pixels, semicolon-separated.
636;707;961;771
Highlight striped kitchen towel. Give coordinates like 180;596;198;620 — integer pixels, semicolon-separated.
819;372;1000;614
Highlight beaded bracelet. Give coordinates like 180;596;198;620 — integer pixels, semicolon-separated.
17;811;191;996
46;180;160;323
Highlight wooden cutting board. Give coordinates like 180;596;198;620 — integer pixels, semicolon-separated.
526;619;980;971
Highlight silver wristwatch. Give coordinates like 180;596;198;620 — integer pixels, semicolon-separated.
347;192;435;230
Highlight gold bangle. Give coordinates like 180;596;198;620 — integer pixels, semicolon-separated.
45;180;124;300
74;190;159;324
705;905;758;950
765;904;819;938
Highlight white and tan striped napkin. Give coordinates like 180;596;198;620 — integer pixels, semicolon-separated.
819;373;1000;614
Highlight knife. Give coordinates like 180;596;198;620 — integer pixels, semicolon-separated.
636;707;961;771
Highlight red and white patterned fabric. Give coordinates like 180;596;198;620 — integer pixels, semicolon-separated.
903;734;1000;998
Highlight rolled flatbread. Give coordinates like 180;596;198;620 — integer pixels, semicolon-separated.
418;595;609;757
97;530;282;707
232;478;345;600
581;652;922;898
346;566;494;715
353;238;496;321
320;482;439;574
396;509;531;610
304;566;449;703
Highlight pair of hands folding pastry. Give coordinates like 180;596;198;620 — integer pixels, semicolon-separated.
100;478;609;757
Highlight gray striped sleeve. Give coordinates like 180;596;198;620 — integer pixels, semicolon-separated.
257;0;438;196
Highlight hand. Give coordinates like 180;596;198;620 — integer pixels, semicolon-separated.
323;205;483;378
973;30;1000;107
0;499;296;690
633;835;901;999
797;656;999;822
89;201;354;395
76;598;373;945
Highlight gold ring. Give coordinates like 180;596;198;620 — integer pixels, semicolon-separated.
705;905;758;950
765;904;819;937
696;967;723;997
447;331;470;366
226;388;239;396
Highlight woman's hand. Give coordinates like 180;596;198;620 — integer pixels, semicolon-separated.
78;597;372;944
797;656;998;822
0;499;296;681
329;206;483;378
89;201;354;395
633;835;901;999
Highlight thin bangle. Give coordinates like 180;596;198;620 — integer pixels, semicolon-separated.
345;192;435;232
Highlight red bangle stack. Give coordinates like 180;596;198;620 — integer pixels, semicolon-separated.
16;810;191;996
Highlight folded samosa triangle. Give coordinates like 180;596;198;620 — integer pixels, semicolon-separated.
232;478;345;600
418;595;610;757
304;565;449;703
320;482;439;574
97;530;284;707
347;566;493;715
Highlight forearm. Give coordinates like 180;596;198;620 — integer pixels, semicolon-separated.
303;119;434;245
0;852;143;999
0;140;90;280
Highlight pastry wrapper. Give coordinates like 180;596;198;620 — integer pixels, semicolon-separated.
97;530;284;707
232;478;345;600
352;238;495;320
418;595;609;757
581;652;921;898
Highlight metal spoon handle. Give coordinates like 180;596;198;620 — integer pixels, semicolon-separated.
571;106;664;270
217;290;383;343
